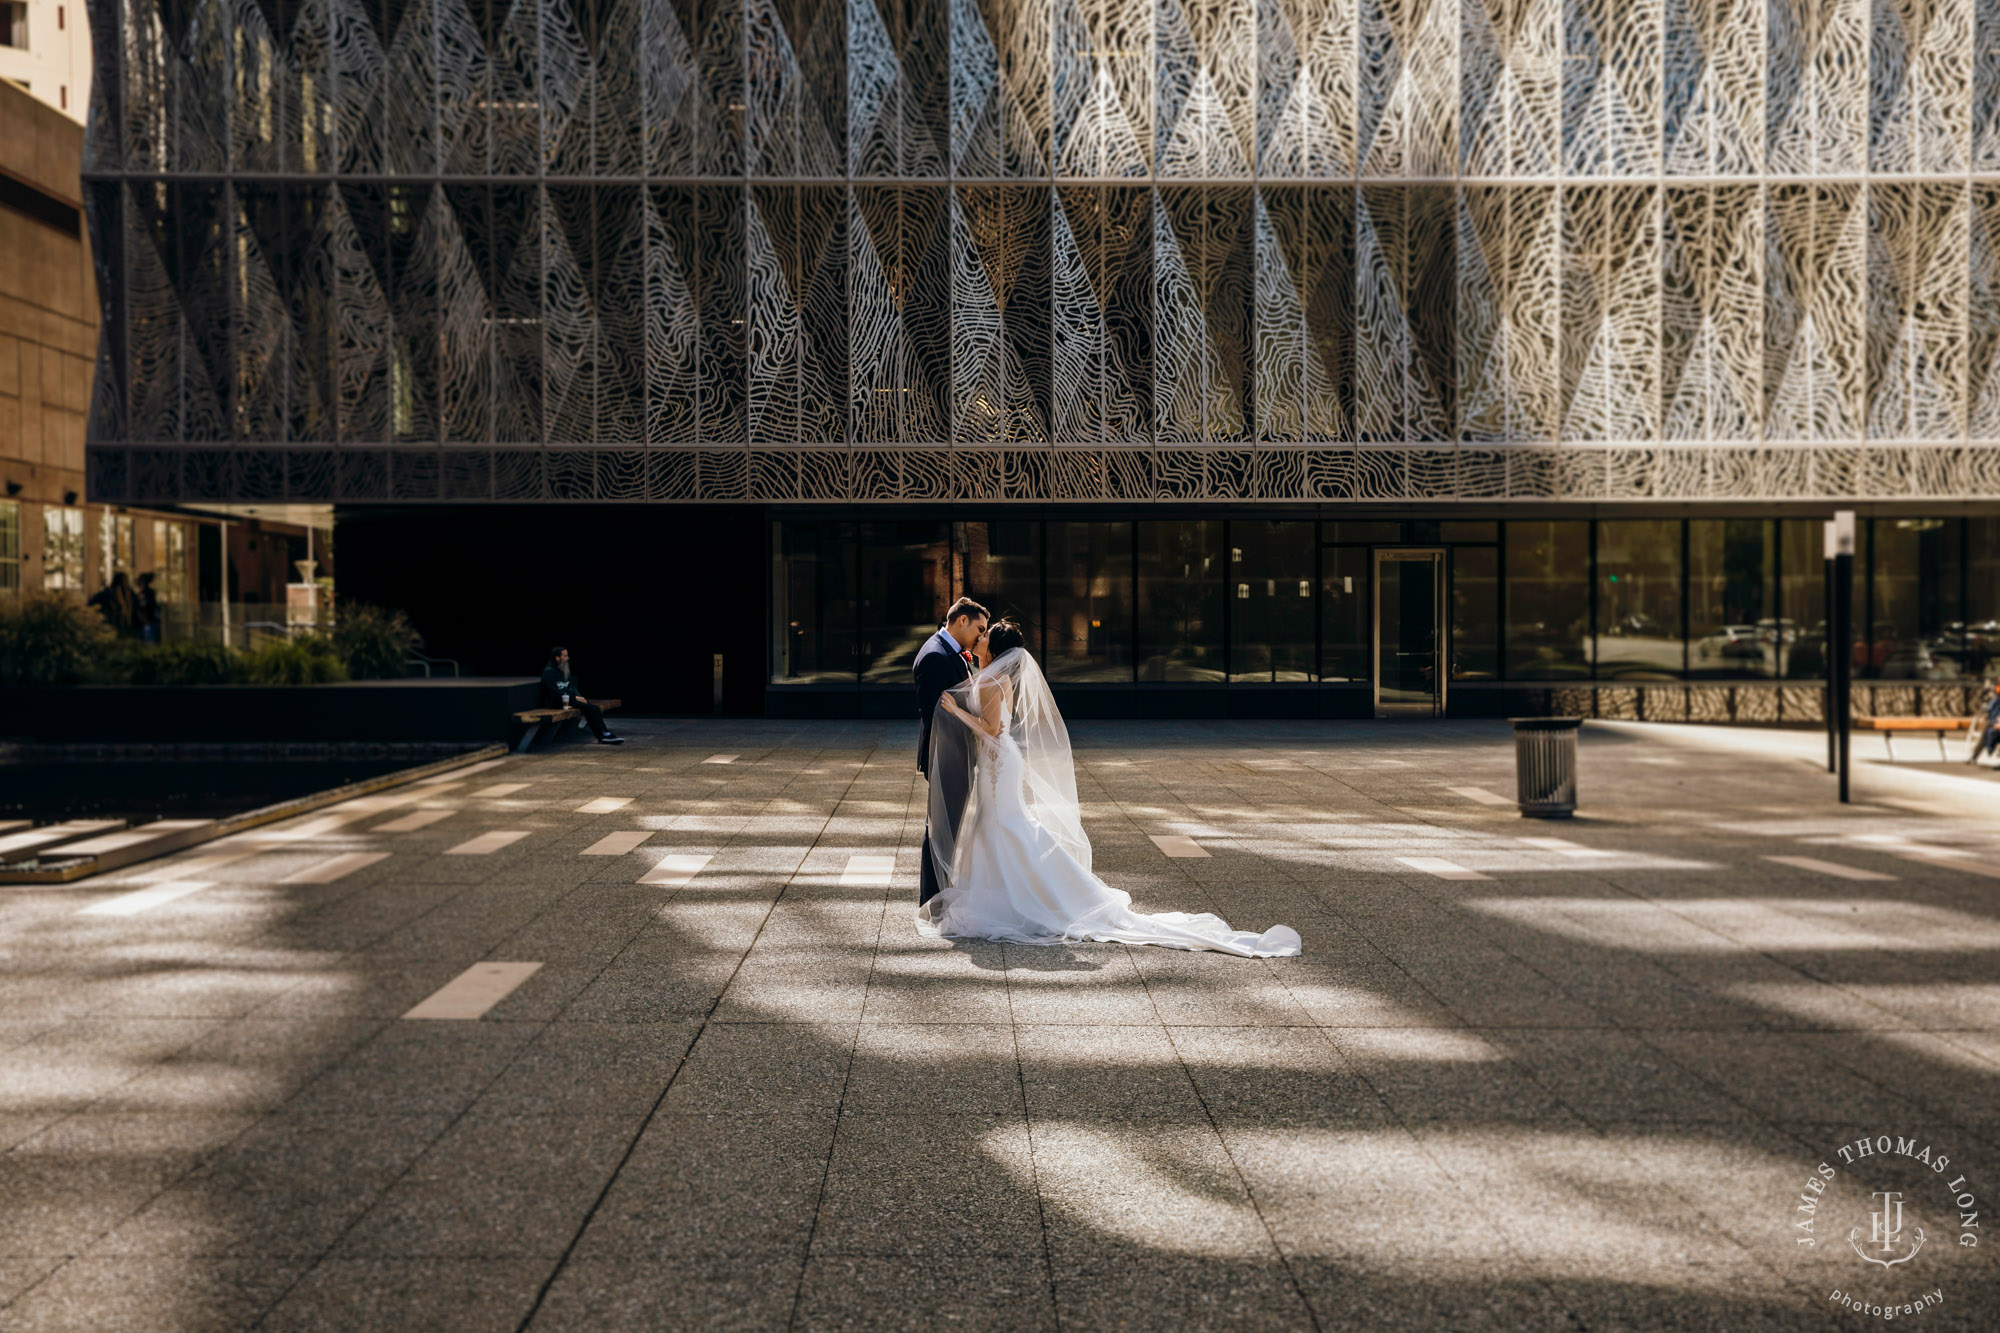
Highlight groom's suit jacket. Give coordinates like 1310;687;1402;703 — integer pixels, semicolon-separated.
913;628;972;776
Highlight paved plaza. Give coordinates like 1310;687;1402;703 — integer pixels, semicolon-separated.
1;719;1997;1330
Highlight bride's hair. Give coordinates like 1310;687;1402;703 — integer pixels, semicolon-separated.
985;619;1026;657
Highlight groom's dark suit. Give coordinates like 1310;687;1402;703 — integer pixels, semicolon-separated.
914;628;972;907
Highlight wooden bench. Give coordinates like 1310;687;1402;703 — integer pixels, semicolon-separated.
1855;716;1970;762
512;699;621;752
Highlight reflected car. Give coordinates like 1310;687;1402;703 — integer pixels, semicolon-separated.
1695;625;1763;660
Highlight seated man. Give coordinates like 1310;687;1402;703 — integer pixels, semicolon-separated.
541;646;622;744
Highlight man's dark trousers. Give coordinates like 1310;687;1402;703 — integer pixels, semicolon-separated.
914;629;971;907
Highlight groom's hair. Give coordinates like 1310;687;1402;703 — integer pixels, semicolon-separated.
985;620;1025;656
944;597;989;627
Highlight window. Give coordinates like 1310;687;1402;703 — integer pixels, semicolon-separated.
100;513;135;587
858;522;951;684
0;4;28;49
1505;521;1590;678
1320;546;1370;683
1597;520;1684;679
1779;521;1827;679
1967;519;2000;682
1868;518;1962;680
1228;522;1315;682
152;520;190;604
43;507;83;590
1450;546;1499;680
1688;519;1775;679
771;521;857;684
0;501;19;592
1046;522;1132;682
959;521;1040;655
1137;521;1223;682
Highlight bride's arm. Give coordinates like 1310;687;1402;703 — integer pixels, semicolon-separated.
940;685;1005;739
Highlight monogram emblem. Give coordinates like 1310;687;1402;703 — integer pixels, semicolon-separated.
1848;1190;1926;1268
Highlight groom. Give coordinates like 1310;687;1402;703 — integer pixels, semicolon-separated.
914;597;988;910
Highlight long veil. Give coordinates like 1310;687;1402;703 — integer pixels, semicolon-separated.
924;647;1086;898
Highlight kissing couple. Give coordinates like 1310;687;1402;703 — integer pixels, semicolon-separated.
911;597;1301;957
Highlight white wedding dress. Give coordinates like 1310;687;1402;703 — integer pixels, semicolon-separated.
917;649;1301;958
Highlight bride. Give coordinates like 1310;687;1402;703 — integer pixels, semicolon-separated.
918;620;1302;958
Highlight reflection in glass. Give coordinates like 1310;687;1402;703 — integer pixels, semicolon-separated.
1779;521;1828;679
960;521;1041;655
1505;521;1590;678
858;522;952;683
1046;522;1132;682
1596;520;1683;678
1451;546;1498;680
1688;520;1774;678
1869;518;1962;680
1229;522;1315;682
1138;521;1224;681
1321;547;1370;682
772;521;857;683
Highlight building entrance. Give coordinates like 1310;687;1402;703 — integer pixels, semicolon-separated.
1374;549;1446;718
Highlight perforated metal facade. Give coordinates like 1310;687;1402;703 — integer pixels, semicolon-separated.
80;0;2000;504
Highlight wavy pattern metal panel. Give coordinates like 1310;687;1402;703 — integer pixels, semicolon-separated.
82;0;2000;501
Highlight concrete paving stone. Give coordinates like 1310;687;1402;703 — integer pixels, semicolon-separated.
1320;1033;1578;1125
1049;1256;1312;1331
567;1112;835;1264
475;1021;701;1117
561;951;743;1022
1016;1025;1207;1121
286;1021;542;1116
527;1254;798;1331
1646;1030;1933;1126
1167;1026;1391;1126
86;1018;386;1114
814;1112;1043;1258
859;971;1014;1025
0;1254;309;1332
1123;951;1316;1027
661;1022;858;1114
1285;1262;1582;1333
1499;1028;1751;1124
0;1018;226;1115
335;1112;636;1259
1002;945;1163;1025
794;1254;1058;1331
258;1257;549;1333
0;1255;64;1307
842;1025;1024;1115
93;1113;453;1257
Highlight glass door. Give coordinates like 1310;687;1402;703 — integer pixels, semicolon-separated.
1374;549;1446;717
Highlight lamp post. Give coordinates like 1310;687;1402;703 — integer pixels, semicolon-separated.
1823;520;1837;775
1831;511;1855;804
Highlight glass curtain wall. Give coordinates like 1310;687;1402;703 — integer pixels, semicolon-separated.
1137;521;1224;682
1504;521;1590;678
1229;522;1316;682
768;517;1998;688
1046;522;1132;682
1688;519;1775;678
1596;520;1683;678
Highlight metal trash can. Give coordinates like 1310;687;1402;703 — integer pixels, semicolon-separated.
1511;717;1583;818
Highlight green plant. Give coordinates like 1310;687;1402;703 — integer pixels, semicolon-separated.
123;637;243;685
331;603;423;680
244;634;348;685
0;591;116;686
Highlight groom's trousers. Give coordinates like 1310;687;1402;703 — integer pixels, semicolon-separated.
918;759;970;907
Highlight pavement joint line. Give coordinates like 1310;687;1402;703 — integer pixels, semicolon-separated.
281;851;390;884
373;808;456;833
76;879;215;916
1762;854;1898;881
445;830;531;855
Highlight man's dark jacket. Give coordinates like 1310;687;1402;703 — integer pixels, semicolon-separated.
912;629;971;775
541;664;578;708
